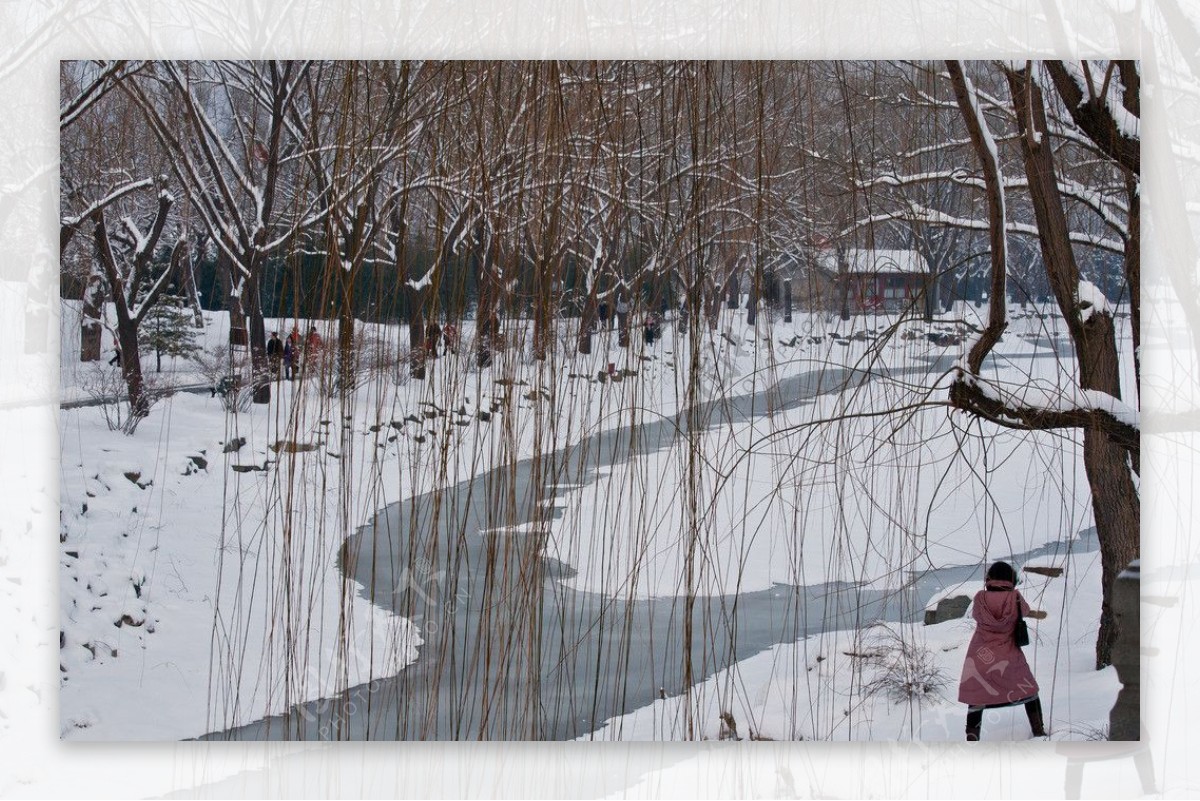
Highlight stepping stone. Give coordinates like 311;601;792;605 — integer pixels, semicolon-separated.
269;440;319;453
924;594;971;625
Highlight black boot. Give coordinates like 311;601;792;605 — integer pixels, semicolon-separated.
966;709;982;741
1025;698;1047;737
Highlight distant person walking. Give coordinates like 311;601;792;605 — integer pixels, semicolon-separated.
425;321;442;359
266;331;283;378
958;561;1048;740
287;325;301;375
283;339;296;381
303;326;322;375
615;294;629;328
642;313;660;346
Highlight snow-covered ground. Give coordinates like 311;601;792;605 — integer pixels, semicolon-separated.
581;547;1117;742
57;297;1133;741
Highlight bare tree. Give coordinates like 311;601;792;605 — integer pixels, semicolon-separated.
91;191;187;426
61;61;161;362
946;60;1138;668
121;61;323;401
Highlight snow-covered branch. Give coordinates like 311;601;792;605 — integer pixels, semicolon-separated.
1043;60;1140;176
949;371;1138;453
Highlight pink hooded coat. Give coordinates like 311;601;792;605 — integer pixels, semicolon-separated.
958;580;1039;706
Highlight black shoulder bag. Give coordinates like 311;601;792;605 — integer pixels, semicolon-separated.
1014;596;1030;648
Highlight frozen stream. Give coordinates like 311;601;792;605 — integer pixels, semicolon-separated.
206;351;1094;740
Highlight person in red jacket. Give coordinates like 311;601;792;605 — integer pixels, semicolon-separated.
958;561;1048;740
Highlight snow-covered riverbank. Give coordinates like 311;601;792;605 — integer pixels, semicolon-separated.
57;299;1132;740
582;546;1118;741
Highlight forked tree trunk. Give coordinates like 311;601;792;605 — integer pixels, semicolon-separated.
92;205;177;428
1006;67;1139;669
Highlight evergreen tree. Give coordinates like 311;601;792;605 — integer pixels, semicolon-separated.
139;292;201;372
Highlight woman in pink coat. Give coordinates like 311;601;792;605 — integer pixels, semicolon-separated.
958;561;1048;740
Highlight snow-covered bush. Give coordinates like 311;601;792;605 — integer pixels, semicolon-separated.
77;363;166;434
860;626;950;707
78;363;128;432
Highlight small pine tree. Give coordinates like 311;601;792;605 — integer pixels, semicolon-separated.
139;293;201;372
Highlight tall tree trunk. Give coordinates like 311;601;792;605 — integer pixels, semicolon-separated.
746;262;759;327
242;269;270;404
112;298;148;423
80;261;104;362
533;259;551;362
473;230;499;369
923;269;936;322
476;284;495;369
1006;66;1139;669
217;250;247;334
577;290;596;355
837;249;851;321
1124;172;1141;425
409;294;426;381
339;270;355;394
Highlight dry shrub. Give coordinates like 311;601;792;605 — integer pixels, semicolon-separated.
859;625;950;707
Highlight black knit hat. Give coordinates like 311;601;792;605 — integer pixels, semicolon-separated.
985;560;1018;584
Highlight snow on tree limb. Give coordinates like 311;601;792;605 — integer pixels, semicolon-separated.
60;60;140;130
949;369;1138;452
847;207;1125;255
60;177;155;252
131;235;189;325
858;171;1129;240
1077;279;1113;322
947;60;1008;375
1044;61;1140;176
